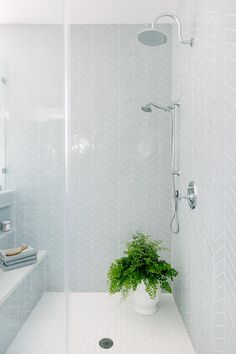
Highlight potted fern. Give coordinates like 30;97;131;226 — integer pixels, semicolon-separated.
107;232;178;315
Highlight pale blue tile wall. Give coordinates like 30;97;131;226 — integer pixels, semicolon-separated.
0;25;65;291
172;0;236;353
70;24;172;291
0;24;172;294
0;260;44;354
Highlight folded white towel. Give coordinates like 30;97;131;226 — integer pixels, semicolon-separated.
0;258;37;271
0;255;37;266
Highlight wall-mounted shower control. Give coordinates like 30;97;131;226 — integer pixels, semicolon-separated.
178;181;197;210
187;181;197;209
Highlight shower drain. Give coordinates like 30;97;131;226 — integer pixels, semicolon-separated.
99;338;114;349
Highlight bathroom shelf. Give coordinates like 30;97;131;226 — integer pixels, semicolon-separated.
0;250;46;306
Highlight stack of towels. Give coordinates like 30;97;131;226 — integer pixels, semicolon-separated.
0;245;37;271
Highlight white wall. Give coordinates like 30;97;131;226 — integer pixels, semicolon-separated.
69;0;180;24
172;0;236;353
0;0;180;24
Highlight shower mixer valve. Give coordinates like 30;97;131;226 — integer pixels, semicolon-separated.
178;181;197;210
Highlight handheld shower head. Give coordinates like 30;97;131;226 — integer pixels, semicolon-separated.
141;104;152;112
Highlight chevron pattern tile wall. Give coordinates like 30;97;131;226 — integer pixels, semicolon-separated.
0;25;65;291
1;23;173;293
172;1;236;353
70;24;172;291
0;260;44;354
1;5;235;354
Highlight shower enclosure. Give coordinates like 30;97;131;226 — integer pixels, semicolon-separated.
1;0;234;353
0;0;192;351
0;1;176;349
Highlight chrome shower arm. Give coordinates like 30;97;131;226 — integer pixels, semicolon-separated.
151;12;193;46
150;103;170;112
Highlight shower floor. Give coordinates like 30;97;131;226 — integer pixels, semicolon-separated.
7;292;195;354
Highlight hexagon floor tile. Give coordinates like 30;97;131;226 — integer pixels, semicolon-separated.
7;292;195;354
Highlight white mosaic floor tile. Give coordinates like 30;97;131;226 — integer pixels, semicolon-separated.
7;292;195;354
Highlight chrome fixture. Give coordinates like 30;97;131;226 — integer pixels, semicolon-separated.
99;338;114;349
178;181;197;210
141;101;180;113
141;100;180;233
1;76;6;85
138;13;193;47
172;169;181;176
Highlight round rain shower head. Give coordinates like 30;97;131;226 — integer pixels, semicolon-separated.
141;104;152;112
138;28;167;47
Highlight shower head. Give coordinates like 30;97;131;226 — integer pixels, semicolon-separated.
138;28;167;47
141;104;152;112
141;103;172;112
138;13;193;47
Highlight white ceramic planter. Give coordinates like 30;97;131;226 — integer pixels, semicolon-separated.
131;281;161;315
